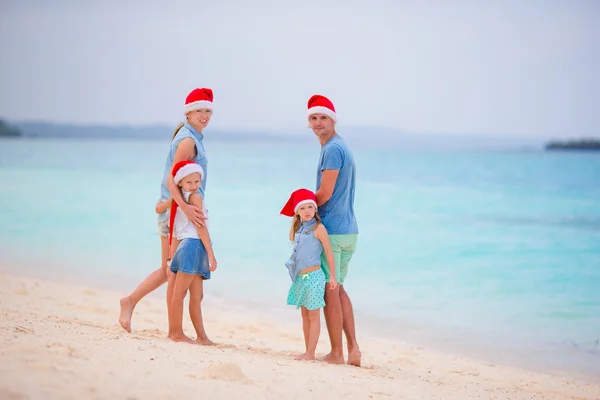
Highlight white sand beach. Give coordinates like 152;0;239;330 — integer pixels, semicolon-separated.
1;272;599;400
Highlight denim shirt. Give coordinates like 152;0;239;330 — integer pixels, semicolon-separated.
285;218;323;281
158;122;208;222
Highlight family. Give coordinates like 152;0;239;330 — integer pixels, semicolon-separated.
118;89;361;366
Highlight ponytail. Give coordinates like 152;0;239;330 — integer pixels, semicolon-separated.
171;122;185;140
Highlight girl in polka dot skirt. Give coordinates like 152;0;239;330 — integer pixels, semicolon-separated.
280;188;337;361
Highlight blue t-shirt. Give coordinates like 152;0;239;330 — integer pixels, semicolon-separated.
158;122;208;222
316;135;358;235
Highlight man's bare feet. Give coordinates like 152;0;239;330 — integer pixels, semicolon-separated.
347;348;362;367
195;336;215;346
319;352;345;365
294;352;316;361
118;297;133;333
170;333;195;344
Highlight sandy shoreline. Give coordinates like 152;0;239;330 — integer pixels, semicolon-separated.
1;272;598;400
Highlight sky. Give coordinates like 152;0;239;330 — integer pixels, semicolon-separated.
1;0;599;138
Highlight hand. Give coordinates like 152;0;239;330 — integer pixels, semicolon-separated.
182;203;207;227
328;278;337;290
209;256;217;272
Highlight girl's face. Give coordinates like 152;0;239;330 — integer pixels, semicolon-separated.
179;172;201;193
186;108;212;130
296;203;316;221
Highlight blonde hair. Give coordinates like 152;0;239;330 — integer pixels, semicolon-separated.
290;212;321;242
171;122;185;140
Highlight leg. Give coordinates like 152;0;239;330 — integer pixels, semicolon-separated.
165;269;176;338
168;272;195;343
164;236;176;308
165;238;180;338
188;276;214;345
119;235;170;333
322;285;344;364
340;285;361;366
320;236;345;364
296;308;320;361
306;308;321;359
302;307;310;351
294;307;310;359
339;234;361;366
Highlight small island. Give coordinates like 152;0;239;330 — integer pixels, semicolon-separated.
545;138;600;151
0;120;22;137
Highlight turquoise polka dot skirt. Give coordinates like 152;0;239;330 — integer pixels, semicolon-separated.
287;269;326;311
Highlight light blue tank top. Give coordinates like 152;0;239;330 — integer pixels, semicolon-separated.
158;122;208;222
285;218;323;281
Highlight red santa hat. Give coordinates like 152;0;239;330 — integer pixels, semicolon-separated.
173;160;204;184
307;94;337;126
280;188;318;217
169;160;204;250
184;88;213;115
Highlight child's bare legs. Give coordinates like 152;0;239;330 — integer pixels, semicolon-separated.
166;238;180;338
165;270;176;338
295;307;320;361
119;235;170;333
189;276;214;345
301;307;310;351
169;271;195;343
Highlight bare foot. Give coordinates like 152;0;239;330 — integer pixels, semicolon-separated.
319;352;345;365
170;333;195;344
118;297;133;333
195;336;216;346
347;348;362;367
294;353;316;361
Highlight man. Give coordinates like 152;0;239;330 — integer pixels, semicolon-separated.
307;94;361;366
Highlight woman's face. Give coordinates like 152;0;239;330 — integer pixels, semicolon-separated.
186;108;212;129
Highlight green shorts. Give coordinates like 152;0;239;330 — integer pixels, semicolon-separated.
320;234;358;285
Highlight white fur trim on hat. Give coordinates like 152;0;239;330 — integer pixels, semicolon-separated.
294;199;317;213
184;100;213;115
307;106;337;124
173;163;204;184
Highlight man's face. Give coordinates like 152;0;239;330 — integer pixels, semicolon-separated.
309;114;335;137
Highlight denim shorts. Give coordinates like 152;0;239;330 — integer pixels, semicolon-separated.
170;238;211;279
157;220;169;237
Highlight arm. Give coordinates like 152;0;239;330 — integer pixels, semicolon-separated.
167;138;206;227
155;197;173;214
316;145;343;206
189;193;217;271
315;224;337;289
316;169;339;206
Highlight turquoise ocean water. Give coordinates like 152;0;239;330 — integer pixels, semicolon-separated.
1;137;599;380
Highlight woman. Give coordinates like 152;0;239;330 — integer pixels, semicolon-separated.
119;88;214;334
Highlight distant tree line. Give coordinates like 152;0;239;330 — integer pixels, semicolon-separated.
0;120;22;137
545;138;600;151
